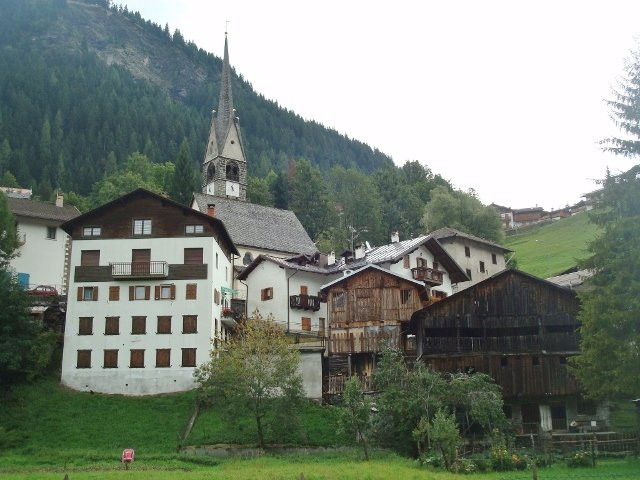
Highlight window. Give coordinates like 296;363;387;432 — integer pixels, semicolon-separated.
130;349;144;368
479;261;485;273
261;287;273;301
132;316;146;335
242;252;253;265
500;356;508;367
302;317;311;331
403;255;410;268
492;253;497;265
532;356;540;366
300;286;308;295
186;283;197;300
46;226;56;240
78;317;93;335
183;315;197;334
333;291;346;310
77;286;98;301
182;348;196;367
185;224;204;234
214;288;220;305
400;289;412;305
133;219;152;235
82;226;101;237
157;316;171;334
77;350;91;368
577;401;597;416
105;316;119;335
129;285;150;300
559;356;567;365
416;257;427;268
466;269;472;280
155;284;175;300
156;349;170;368
184;248;203;265
465;246;471;257
433;261;439;271
108;286;120;301
103;349;118;369
81;250;100;266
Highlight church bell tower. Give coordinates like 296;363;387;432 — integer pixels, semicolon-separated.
202;34;247;201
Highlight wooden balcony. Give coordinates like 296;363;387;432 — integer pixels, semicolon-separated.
330;328;402;354
325;375;375;394
290;294;321;311
422;332;580;355
411;267;443;286
110;261;168;278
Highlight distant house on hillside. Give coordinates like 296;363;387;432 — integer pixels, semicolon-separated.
409;269;608;434
490;203;514;229
512;207;546;227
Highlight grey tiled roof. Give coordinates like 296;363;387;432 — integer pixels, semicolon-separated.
192;194;316;255
546;269;593;289
7;197;80;222
430;227;512;252
237;254;330;280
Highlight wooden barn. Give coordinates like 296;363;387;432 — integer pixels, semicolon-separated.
409;269;608;434
320;264;426;394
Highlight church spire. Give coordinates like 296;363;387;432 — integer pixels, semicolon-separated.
215;33;234;152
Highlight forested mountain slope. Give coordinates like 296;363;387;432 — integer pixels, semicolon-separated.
0;0;392;197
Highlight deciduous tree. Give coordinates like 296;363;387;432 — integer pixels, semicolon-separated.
338;377;373;461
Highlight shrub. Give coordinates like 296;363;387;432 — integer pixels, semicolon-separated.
566;451;593;468
418;451;443;469
451;457;476;474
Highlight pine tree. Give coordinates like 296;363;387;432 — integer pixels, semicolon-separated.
170;140;199;205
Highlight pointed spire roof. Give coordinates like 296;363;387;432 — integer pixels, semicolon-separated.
215;34;235;152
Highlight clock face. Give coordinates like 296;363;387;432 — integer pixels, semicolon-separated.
226;181;239;197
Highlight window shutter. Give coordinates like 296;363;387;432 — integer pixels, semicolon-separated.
129;286;134;300
109;286;119;301
301;286;308;295
145;286;150;300
77;287;83;301
170;284;176;300
302;317;311;331
154;286;160;300
184;248;203;265
186;284;197;300
93;287;98;301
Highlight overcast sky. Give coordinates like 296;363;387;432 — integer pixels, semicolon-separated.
123;0;640;210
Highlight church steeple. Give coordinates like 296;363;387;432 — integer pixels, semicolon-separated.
202;34;247;201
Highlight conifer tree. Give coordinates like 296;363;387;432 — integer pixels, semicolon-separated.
170;140;199;206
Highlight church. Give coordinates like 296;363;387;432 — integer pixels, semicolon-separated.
191;35;316;274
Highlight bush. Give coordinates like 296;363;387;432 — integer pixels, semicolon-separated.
418;451;443;469
468;454;492;472
566;451;593;468
451;457;476;474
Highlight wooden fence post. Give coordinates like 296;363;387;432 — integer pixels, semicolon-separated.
531;462;538;480
590;433;596;467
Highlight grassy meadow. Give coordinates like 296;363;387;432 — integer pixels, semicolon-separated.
504;212;600;278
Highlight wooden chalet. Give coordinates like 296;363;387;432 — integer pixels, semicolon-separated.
408;269;606;434
320;264;426;395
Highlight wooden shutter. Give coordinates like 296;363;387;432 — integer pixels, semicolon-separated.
403;255;410;268
77;287;83;301
78;317;93;335
170;284;176;300
181;348;196;367
157;316;171;334
105;316;119;335
416;257;426;268
183;315;197;334
109;286;120;301
302;317;311;331
81;250;100;266
77;350;91;368
132;249;151;275
104;349;118;368
300;286;308;295
156;349;170;367
129;286;134;300
154;286;160;300
184;248;203;265
130;349;144;368
93;287;98;301
186;284;197;300
144;286;150;300
132;316;146;335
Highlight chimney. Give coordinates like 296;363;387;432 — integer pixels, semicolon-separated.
55;193;64;208
354;243;366;260
207;204;216;217
327;251;335;266
391;231;399;243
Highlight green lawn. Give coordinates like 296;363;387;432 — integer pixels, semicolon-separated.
505;213;600;278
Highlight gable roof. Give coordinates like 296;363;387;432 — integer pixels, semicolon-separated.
329;235;468;283
320;264;426;292
192;193;316;255
430;227;512;252
238;254;330;280
60;189;238;256
7;196;80;223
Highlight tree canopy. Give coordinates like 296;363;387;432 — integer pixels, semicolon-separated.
0;193;18;269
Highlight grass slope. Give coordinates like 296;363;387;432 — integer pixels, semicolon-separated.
504;213;600;278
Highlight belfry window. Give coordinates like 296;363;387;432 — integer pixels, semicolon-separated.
226;163;239;182
207;164;215;182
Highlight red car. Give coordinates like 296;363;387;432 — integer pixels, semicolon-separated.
28;285;58;296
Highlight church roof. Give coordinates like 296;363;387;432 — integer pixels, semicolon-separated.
192;193;317;255
215;35;235;153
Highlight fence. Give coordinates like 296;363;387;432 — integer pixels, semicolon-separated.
514;432;638;455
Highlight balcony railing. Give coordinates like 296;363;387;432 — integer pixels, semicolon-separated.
330;328;402;354
422;333;580;354
290;294;321;311
110;261;169;278
325;375;375;394
411;267;443;285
